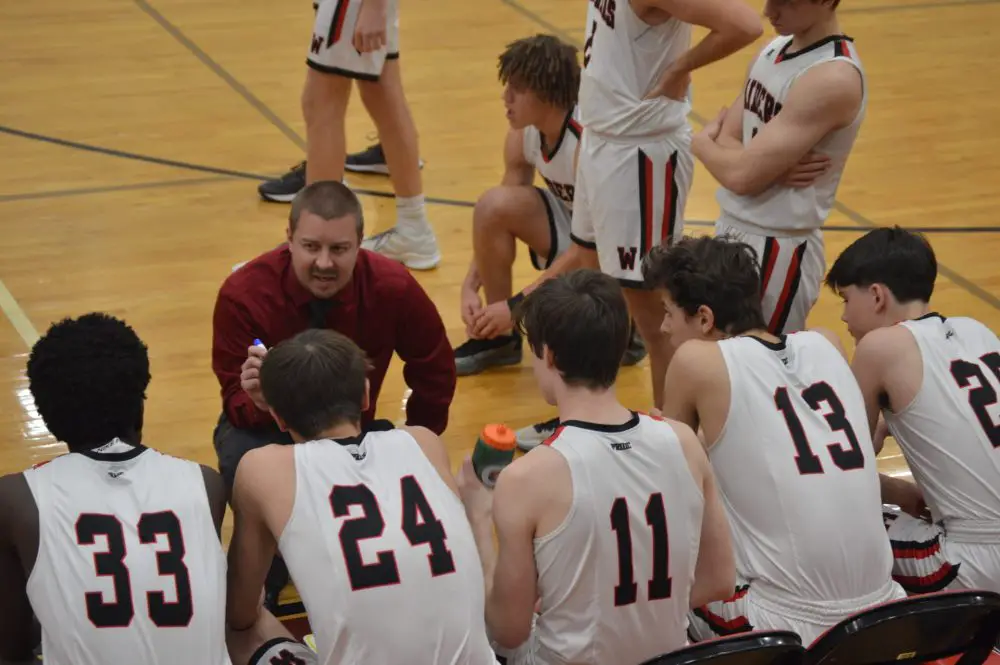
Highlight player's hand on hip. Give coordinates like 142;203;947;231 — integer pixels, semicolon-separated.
783;152;832;188
456;457;493;523
643;67;691;102
240;345;269;411
472;300;513;340
353;0;387;53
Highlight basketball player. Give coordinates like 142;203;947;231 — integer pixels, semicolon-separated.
692;0;866;335
647;236;905;644
0;313;229;665
302;0;440;270
456;270;736;665
826;227;1000;594
225;329;496;665
474;0;763;412
456;34;646;382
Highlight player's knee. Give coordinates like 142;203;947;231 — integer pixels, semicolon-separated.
472;187;516;232
301;71;346;124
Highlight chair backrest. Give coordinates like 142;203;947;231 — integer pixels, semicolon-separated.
642;631;806;665
806;590;1000;665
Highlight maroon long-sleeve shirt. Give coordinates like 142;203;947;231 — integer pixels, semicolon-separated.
211;246;456;434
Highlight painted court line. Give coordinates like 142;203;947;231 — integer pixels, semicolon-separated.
0;279;39;348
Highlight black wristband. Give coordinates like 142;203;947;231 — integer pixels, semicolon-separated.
506;292;525;311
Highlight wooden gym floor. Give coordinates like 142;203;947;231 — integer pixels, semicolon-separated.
1;0;999;546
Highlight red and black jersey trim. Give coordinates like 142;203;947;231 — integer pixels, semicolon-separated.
541;107;579;163
326;0;350;48
637;149;680;258
774;34;854;64
767;241;807;335
890;532;962;594
692;585;754;636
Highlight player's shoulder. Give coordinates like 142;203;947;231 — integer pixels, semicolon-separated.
801;327;850;357
0;471;37;533
855;324;917;361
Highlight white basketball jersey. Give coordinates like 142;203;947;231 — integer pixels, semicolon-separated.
714;333;893;605
23;440;229;665
885;314;1000;541
277;430;496;665
717;35;867;232
578;0;691;138
533;413;703;664
522;106;582;212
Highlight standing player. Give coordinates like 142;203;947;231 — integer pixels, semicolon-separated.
301;0;440;270
692;0;866;335
647;236;904;644
457;270;736;665
475;0;763;410
826;227;1000;594
225;329;496;665
0;313;229;665
456;34;645;378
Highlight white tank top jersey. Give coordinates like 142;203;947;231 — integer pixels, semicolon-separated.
885;314;1000;541
717;35;867;233
578;0;692;138
713;333;896;617
277;429;496;665
22;440;229;665
533;412;703;665
522;105;582;211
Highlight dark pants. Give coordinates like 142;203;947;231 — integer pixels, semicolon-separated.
213;413;294;498
213;413;294;609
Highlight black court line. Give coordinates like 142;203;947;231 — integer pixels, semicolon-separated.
0;124;474;209
132;0;306;150
500;0;1000;311
0;177;231;204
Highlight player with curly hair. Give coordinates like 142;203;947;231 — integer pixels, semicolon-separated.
455;35;646;393
0;313;229;665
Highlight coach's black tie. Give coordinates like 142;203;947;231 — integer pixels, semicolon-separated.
308;298;335;329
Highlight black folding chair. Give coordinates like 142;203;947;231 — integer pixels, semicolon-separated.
641;631;806;665
806;589;1000;665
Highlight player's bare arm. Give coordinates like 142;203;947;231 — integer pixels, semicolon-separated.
639;0;762;100
0;474;40;665
226;446;294;632
401;425;462;495
672;423;736;607
851;327;928;517
660;340;729;443
200;464;228;538
693;61;862;196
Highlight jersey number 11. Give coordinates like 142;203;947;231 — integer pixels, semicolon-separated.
610;493;672;606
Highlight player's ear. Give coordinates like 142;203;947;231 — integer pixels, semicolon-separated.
870;283;889;313
543;344;557;369
696;305;715;335
361;378;371;412
268;408;289;433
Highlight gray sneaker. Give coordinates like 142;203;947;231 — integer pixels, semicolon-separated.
515;416;560;452
454;335;521;376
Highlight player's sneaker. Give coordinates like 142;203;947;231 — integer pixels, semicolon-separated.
515;416;560;452
345;142;425;175
258;161;306;203
622;328;648;366
361;226;441;270
454;334;522;376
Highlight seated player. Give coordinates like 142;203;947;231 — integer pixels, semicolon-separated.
456;270;736;665
456;34;645;378
648;236;905;644
826;227;1000;594
0;313;229;665
225;329;496;665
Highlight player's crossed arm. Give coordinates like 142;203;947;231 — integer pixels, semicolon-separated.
693;60;863;196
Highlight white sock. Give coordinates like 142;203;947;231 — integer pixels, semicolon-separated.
395;194;431;234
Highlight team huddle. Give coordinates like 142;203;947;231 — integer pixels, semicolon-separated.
2;0;1000;663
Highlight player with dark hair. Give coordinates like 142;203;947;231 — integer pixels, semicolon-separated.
225;328;495;665
647;235;904;643
456;269;734;665
827;227;1000;594
0;313;228;665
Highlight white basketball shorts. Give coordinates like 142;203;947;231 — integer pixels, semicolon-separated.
248;637;318;665
884;507;1000;595
529;187;572;270
715;214;825;335
308;0;400;81
571;127;694;288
